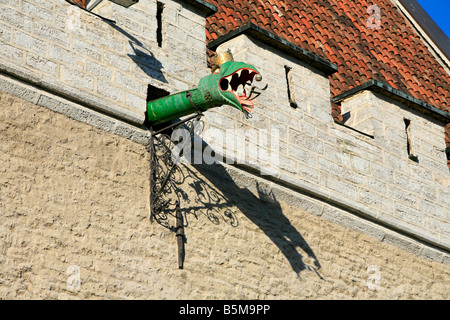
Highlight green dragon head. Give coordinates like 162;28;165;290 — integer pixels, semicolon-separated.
198;60;265;116
146;51;267;126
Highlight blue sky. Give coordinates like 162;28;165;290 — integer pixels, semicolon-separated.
416;0;450;39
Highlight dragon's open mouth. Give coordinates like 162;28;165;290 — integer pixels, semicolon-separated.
219;68;261;115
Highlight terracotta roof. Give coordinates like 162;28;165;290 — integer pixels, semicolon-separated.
68;0;85;6
205;0;450;115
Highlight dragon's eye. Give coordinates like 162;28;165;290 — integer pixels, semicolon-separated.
213;67;220;74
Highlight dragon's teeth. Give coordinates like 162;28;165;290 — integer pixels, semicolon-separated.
236;84;244;96
236;85;243;96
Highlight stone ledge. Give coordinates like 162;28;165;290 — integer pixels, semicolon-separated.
202;161;450;265
195;135;449;253
0;72;150;145
332;79;450;123
199;155;450;256
0;60;145;126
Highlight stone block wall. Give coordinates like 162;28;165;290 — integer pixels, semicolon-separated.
0;0;211;125
339;90;450;248
1;91;449;299
207;34;450;252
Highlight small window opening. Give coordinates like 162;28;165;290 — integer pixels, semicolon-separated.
284;65;298;109
404;118;418;162
446;123;450;171
156;2;164;48
146;83;169;102
144;84;170;129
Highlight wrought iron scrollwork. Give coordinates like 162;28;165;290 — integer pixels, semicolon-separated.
148;115;204;221
147;112;239;269
147;113;204;269
181;166;239;228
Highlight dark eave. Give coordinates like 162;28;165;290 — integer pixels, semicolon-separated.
333;79;450;123
180;0;217;18
208;22;338;76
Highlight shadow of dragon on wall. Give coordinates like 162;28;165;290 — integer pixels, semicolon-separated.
193;160;323;279
147;117;322;278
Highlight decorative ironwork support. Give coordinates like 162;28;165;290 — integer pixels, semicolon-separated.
148;111;203;268
145;53;266;268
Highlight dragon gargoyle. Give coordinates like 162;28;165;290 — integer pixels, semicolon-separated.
146;51;267;269
146;51;267;126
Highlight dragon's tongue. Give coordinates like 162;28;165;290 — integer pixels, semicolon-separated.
239;95;254;113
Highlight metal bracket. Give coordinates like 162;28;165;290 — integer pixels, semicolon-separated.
185;90;202;115
148;110;203;269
